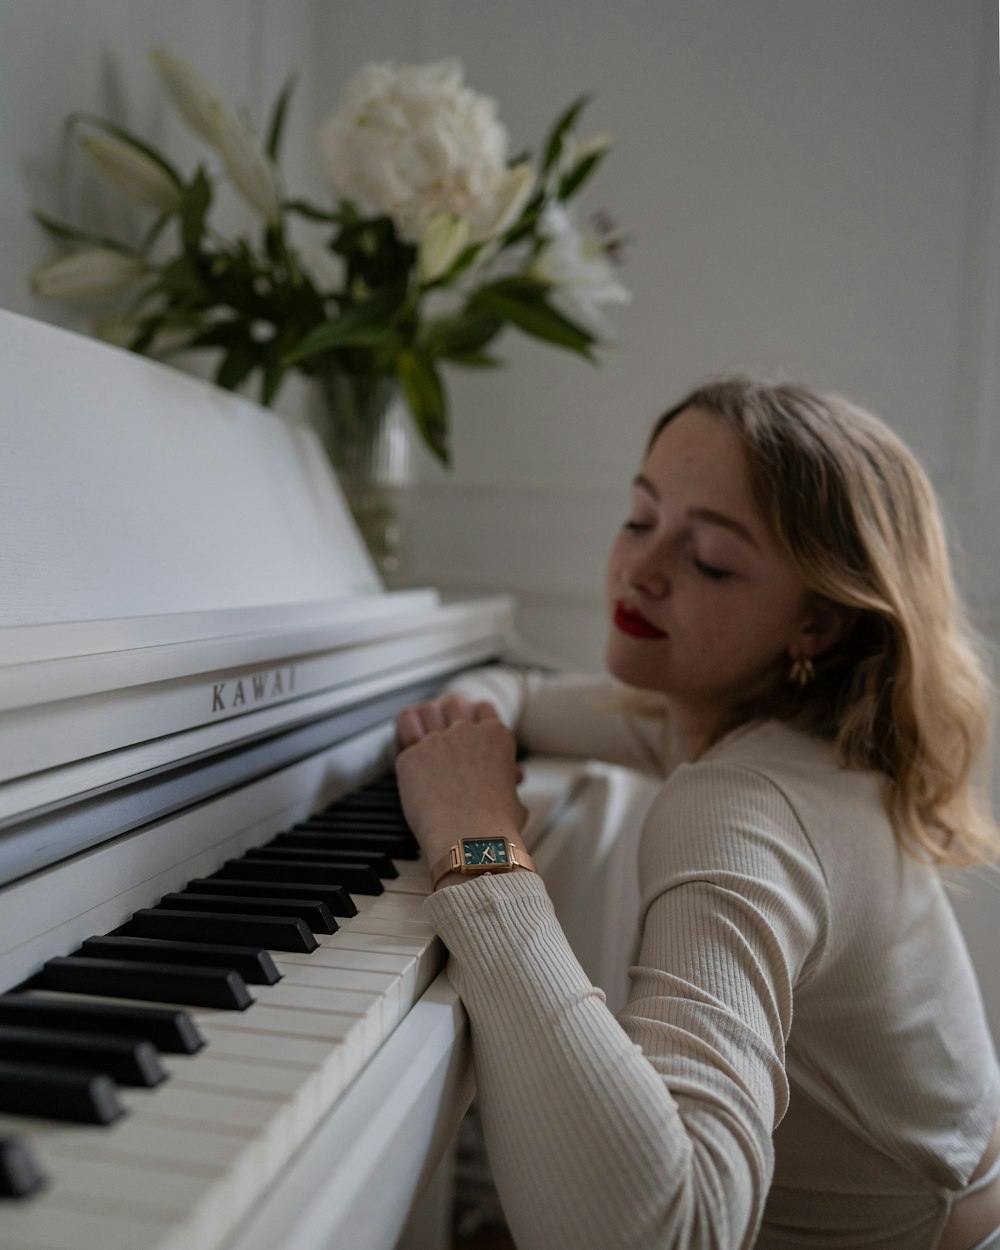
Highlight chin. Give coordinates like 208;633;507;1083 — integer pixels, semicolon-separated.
604;637;663;693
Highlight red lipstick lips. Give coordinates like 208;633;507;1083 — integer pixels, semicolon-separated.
614;602;667;639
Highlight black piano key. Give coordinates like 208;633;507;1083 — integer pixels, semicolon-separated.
78;935;281;985
0;1060;124;1125
0;994;204;1054
244;846;398;880
0;1025;166;1088
184;878;358;917
213;858;383;895
156;891;337;935
0;1136;46;1198
302;812;409;831
275;830;418;859
38;956;252;1010
321;792;404;812
122;908;318;954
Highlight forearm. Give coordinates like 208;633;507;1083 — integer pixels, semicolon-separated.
425;872;771;1250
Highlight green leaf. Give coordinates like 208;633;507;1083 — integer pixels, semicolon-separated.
266;76;296;160
284;286;407;364
215;341;258;391
31;210;129;253
181;166;212;251
472;280;596;359
421;307;504;361
67;111;184;188
541;93;592;175
397;349;450;466
558;148;607;200
156;254;211;304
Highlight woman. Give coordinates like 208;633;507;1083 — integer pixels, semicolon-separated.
394;378;1000;1249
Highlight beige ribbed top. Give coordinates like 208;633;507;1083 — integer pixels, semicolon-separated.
423;669;1000;1249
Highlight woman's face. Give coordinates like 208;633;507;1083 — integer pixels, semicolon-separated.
605;407;817;735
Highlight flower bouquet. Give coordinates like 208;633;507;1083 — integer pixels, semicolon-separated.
31;51;629;565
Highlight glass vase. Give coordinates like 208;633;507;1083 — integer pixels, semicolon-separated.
309;370;413;576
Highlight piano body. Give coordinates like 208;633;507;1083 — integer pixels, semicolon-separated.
0;310;657;1250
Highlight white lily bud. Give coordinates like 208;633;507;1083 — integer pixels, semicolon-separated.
209;101;282;225
565;128;613;167
468;162;535;243
30;249;147;300
417;213;471;284
151;48;221;143
81;135;181;212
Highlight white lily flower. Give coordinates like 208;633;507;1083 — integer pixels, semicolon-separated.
530;203;630;336
151;48;221;143
81;134;181;213
418;213;471;284
30;249;148;300
468;162;535;243
209;101;281;225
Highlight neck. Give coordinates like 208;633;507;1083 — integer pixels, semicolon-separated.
663;701;718;762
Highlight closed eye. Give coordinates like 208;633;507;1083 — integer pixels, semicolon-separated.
692;557;731;580
622;520;652;533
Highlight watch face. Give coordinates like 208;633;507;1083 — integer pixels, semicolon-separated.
461;838;510;868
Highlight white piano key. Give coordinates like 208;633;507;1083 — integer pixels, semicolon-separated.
0;1198;174;1250
162;1053;316;1101
337;913;436;940
13;1148;210;1217
0;1110;246;1176
194;1026;334;1070
274;945;420;1011
352;895;430;925
272;963;403;1031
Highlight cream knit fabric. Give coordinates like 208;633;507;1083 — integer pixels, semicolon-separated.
423;669;1000;1249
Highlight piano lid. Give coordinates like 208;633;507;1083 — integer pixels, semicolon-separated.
0;308;379;630
0;311;514;878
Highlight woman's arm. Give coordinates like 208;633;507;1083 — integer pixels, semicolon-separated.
434;665;675;775
418;757;828;1250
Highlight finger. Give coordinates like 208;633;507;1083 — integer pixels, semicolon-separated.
441;694;474;726
420;701;448;734
471;700;500;723
395;707;428;749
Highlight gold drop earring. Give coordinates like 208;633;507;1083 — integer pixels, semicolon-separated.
789;655;816;688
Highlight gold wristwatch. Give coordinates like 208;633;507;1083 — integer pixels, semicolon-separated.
430;837;537;889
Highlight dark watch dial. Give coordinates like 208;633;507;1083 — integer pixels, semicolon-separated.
461;838;510;867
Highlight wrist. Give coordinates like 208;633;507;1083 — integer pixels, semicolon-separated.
428;835;536;891
433;865;535;892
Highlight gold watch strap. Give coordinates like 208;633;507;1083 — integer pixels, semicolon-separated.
430;840;536;889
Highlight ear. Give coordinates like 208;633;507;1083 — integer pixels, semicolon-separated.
795;598;860;660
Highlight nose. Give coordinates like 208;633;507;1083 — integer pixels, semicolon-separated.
624;546;670;597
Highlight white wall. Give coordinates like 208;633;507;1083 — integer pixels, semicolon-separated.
1;0;998;1031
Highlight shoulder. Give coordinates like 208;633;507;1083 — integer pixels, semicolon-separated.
638;724;836;980
641;724;839;914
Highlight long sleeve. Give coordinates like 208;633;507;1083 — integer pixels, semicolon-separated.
423;761;829;1250
445;666;674;776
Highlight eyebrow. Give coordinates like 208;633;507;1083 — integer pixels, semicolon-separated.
632;473;760;549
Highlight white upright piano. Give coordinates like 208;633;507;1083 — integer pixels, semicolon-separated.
0;310;656;1250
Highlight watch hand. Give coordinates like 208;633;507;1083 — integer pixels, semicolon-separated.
481;846;496;863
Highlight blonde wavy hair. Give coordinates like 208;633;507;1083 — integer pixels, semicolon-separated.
644;376;999;868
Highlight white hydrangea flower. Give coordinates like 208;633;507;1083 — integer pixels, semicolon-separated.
530;204;631;336
318;59;518;244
